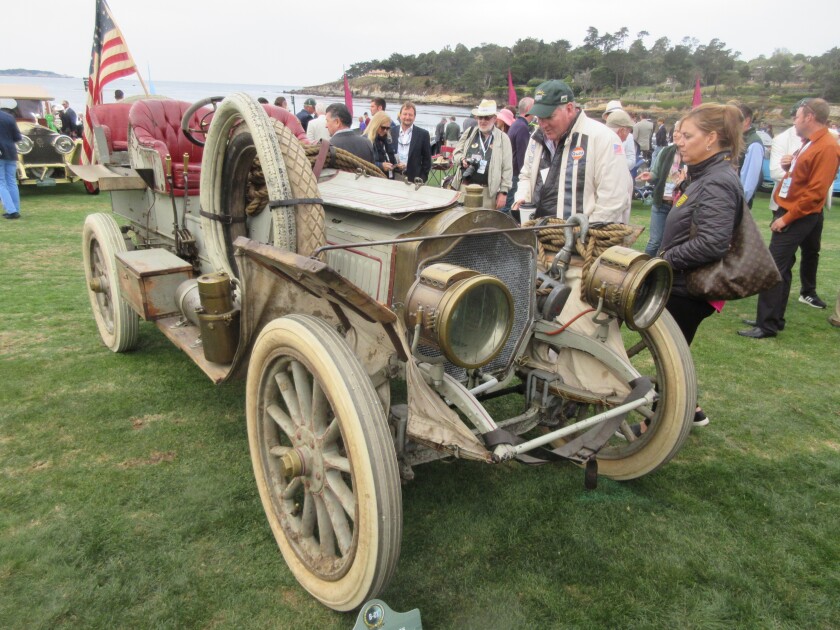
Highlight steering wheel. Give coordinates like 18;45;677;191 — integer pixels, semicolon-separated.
181;96;224;147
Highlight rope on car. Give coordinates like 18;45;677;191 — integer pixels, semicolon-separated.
529;219;644;297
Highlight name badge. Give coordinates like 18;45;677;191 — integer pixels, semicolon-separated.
477;159;487;175
779;176;791;199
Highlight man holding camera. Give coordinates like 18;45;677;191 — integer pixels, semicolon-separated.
451;99;512;210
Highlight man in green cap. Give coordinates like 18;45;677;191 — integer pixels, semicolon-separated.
296;98;317;132
512;79;632;223
512;80;635;397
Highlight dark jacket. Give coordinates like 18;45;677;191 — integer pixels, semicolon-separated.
655;123;668;148
330;129;374;163
434;119;446;145
660;151;744;297
0;110;22;161
444;121;460;142
648;143;680;206
390;124;431;182
508;116;532;177
296;109;314;132
372;135;396;172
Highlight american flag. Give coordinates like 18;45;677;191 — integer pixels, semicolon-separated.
83;0;144;164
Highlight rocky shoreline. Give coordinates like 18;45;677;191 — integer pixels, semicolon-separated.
294;80;838;127
291;81;476;107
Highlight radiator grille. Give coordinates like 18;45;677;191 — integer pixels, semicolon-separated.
417;232;535;381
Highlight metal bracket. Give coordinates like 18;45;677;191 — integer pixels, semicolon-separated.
525;368;563;409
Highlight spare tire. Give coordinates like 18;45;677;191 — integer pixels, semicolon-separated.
200;93;325;278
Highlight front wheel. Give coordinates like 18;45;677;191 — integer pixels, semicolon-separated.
548;311;696;480
246;315;402;611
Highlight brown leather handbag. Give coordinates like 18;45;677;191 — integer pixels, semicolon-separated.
685;201;781;300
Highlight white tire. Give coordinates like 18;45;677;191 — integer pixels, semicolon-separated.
82;213;139;352
246;315;401;611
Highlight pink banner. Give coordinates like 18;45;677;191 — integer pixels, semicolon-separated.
344;73;353;117
507;70;517;107
692;77;702;109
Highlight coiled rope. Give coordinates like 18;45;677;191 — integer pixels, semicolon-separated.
526;218;643;296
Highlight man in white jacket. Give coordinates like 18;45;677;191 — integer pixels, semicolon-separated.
512;80;631;224
513;81;634;398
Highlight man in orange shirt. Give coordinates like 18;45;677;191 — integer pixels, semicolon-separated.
740;98;840;338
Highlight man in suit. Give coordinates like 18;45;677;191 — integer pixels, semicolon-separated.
391;102;431;182
325;103;374;162
633;112;654;162
433;117;447;153
296;98;316;132
61;101;80;138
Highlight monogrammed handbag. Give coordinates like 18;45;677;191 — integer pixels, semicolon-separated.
685;201;781;300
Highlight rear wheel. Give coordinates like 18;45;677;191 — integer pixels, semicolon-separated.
550;311;695;480
82;213;139;352
246;315;402;611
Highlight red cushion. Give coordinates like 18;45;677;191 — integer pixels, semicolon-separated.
172;163;201;190
89;103;133;153
129;99;208;192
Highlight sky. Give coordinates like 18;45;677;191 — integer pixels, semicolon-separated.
1;0;836;87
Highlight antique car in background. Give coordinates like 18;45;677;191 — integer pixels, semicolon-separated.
0;84;82;186
76;94;696;612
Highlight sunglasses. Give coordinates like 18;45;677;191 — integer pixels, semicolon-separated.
477;115;495;121
380;125;390;130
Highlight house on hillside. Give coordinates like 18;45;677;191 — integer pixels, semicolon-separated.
364;69;404;78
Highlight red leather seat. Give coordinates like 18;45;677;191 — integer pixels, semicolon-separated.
128;99;209;195
89;103;133;153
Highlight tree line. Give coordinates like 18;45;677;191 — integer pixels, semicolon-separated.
345;29;840;101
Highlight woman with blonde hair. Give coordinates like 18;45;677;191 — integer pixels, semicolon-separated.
656;102;745;429
364;111;397;177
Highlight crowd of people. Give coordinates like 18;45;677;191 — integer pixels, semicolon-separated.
3;84;839;378
274;84;840;432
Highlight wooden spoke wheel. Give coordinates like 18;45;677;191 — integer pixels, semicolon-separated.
82;213;139;352
246;315;401;611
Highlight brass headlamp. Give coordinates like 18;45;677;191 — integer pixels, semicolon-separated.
582;246;672;330
406;263;514;369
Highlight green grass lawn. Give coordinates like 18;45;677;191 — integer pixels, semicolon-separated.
1;183;838;629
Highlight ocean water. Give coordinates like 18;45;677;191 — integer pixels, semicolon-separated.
0;75;472;133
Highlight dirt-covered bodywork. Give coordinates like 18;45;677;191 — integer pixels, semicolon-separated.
77;93;696;613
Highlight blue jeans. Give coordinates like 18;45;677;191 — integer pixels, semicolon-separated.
0;160;20;214
645;202;670;256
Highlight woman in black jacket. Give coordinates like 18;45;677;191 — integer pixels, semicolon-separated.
364;111;396;178
659;102;745;428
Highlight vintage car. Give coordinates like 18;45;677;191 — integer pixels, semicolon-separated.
0;84;82;186
77;94;696;612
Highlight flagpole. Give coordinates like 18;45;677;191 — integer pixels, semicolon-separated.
134;68;150;97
